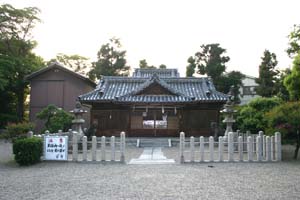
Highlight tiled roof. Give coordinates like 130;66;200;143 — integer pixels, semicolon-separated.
79;73;228;104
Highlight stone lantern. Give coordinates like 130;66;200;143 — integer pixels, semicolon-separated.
70;101;87;137
221;87;237;137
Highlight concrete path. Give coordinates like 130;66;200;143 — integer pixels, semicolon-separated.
129;147;175;164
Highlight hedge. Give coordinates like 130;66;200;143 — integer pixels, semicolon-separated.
13;137;43;166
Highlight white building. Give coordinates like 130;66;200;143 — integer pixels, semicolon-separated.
239;75;260;105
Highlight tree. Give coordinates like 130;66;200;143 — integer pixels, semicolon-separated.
255;50;279;97
187;44;230;90
287;24;300;57
186;56;196;77
88;38;130;81
275;68;291;101
49;53;90;75
159;64;167;69
36;104;73;133
139;59;156;69
0;4;44;123
284;53;300;101
217;71;245;104
266;102;300;159
236;97;282;134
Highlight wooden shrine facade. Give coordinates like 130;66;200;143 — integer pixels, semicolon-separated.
79;69;227;137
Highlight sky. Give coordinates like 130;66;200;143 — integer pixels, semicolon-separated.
2;0;300;77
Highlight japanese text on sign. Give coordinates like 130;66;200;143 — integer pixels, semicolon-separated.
44;136;68;160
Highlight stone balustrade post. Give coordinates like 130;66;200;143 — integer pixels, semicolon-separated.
72;133;78;161
263;135;266;159
111;136;115;161
101;136;106;161
247;136;253;162
271;136;275;160
218;136;224;162
209;136;214;162
190;136;195;162
179;132;185;163
238;136;243;161
266;136;271;161
27;131;33;138
120;132;125;163
257;136;262;161
228;132;234;162
92;136;97;161
275;132;282;161
45;130;50;135
82;136;87;161
200;136;204;162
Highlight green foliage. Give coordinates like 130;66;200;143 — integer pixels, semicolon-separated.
0;4;44;123
284;53;300;101
275;68;291;101
88;37;130;80
13;137;43;166
217;71;245;104
255;50;279;97
159;64;167;69
36;105;74;133
138;59;166;69
287;24;300;57
49;53;90;75
195;43;230;82
6;122;35;138
186;56;196;77
266;101;300;159
236;97;282;133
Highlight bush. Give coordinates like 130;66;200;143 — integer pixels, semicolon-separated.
36;104;74;133
235;97;282;133
6;122;35;138
13;137;43;166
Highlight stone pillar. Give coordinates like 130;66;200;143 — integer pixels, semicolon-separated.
247;136;253;162
271;136;275;160
209;136;214;162
179;132;185;163
263;135;266;159
111;136;115;161
275;132;282;161
228;132;234;162
120;132;125;163
45;130;50;135
190;136;195;162
218;136;224;162
72;133;78;161
238;136;243;161
27;131;33;138
101;136;106;161
256;136;262;161
82;136;87;161
92;136;97;161
200;136;204;162
259;131;264;158
266;136;271;161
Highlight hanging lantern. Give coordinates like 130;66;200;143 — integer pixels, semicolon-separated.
162;105;164;114
174;107;177;115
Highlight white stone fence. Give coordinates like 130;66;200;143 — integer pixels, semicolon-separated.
71;132;126;163
179;131;281;163
28;130;126;163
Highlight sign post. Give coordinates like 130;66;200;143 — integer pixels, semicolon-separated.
44;136;68;161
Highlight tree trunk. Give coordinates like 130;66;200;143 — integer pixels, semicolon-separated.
294;130;300;160
16;87;25;122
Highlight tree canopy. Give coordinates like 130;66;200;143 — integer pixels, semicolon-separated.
139;59;167;69
287;24;300;57
88;38;130;81
0;4;44;124
255;50;279;97
284;53;300;101
49;53;90;76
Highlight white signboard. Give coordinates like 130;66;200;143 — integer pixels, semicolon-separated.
44;136;68;161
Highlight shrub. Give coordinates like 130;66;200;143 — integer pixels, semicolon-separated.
6;122;35;138
13;137;43;166
36;104;74;133
266;101;300;159
235;97;282;133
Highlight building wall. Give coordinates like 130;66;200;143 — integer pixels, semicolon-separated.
239;76;260;105
29;68;94;133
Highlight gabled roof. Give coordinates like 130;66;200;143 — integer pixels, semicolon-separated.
26;62;96;87
79;73;228;104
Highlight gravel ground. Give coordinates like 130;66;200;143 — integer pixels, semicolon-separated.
1;140;300;200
